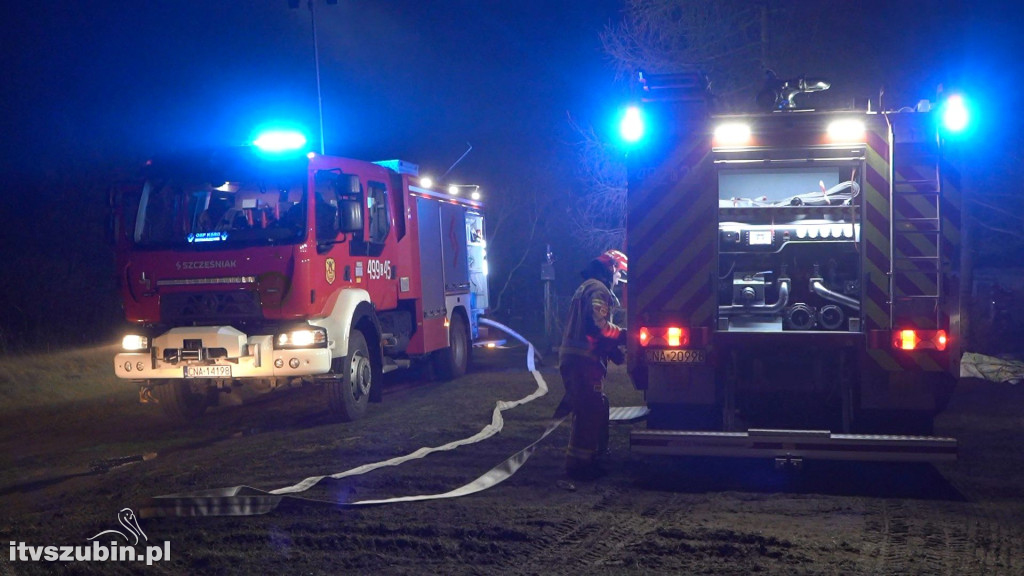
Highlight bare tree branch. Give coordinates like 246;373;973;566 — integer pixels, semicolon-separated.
970;198;1024;226
566;112;627;252
488;198;542;315
601;0;763;106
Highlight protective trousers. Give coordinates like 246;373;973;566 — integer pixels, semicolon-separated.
558;358;610;472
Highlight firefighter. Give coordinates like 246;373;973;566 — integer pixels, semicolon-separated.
558;249;628;480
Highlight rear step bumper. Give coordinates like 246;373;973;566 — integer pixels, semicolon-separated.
631;428;957;462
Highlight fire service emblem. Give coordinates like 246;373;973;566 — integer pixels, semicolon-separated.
325;258;336;285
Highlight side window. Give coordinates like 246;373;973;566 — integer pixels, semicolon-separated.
314;171;340;243
367;181;390;244
388;172;406;241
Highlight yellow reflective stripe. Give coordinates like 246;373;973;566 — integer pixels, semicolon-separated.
638;227;713;313
864;299;889;331
868;349;902;371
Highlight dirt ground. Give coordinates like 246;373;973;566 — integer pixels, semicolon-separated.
1;344;1022;575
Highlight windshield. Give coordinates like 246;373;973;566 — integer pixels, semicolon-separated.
133;176;307;248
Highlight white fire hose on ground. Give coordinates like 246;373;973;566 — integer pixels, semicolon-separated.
960;352;1024;384
142;319;570;517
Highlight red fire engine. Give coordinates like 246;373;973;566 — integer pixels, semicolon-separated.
112;132;491;421
622;73;968;463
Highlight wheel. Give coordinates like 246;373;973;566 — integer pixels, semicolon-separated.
152;379;209;421
432;313;469;380
327;328;372;421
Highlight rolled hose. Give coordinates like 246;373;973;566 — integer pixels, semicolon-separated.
785;303;816;330
818;304;845;330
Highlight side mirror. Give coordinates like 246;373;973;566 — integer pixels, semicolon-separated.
339;199;363;233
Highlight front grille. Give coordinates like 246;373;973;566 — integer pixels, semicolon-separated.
161;291;263;324
163;347;228;363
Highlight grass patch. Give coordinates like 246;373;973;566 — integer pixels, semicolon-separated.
0;342;131;411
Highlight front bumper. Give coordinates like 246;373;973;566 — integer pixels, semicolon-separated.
113;326;332;381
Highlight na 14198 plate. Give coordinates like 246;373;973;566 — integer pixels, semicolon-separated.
645;349;706;364
183;365;232;378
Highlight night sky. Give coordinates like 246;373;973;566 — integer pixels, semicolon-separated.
3;2;1022;186
1;1;622;188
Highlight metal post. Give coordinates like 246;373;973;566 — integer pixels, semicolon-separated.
308;0;326;154
541;245;557;343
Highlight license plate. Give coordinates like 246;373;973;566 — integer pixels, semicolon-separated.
645;349;706;364
183;365;232;378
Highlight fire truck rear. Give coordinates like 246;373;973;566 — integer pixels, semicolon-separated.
112;133;491;421
623;73;967;463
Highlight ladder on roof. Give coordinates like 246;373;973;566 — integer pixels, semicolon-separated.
637;71;710;103
889;121;943;330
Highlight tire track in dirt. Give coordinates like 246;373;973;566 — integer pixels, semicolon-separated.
864;500;912;573
952;502;1024;575
863;499;1024;575
501;486;655;575
505;487;806;575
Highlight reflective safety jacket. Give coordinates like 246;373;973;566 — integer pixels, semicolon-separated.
559;278;625;371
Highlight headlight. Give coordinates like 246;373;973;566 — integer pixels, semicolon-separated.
276;327;327;349
826;118;865;142
713;122;752;147
122;334;149;351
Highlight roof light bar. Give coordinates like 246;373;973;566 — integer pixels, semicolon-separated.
942;94;969;133
619;106;645;143
253;130;308;152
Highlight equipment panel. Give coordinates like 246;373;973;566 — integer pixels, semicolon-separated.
720;222;859;253
716;165;864;333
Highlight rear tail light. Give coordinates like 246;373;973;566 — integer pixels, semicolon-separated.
893;329;947;351
638;326;690;347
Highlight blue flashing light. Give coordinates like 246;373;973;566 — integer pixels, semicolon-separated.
619;106;645;143
941;94;969;133
253;130;308;152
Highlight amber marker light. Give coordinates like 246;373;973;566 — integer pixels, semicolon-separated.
896;329;919;350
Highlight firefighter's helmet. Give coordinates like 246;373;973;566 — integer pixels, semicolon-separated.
596;249;628;275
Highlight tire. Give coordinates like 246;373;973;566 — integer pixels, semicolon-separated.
432;313;469;380
327;328;372;421
152;379;209;421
